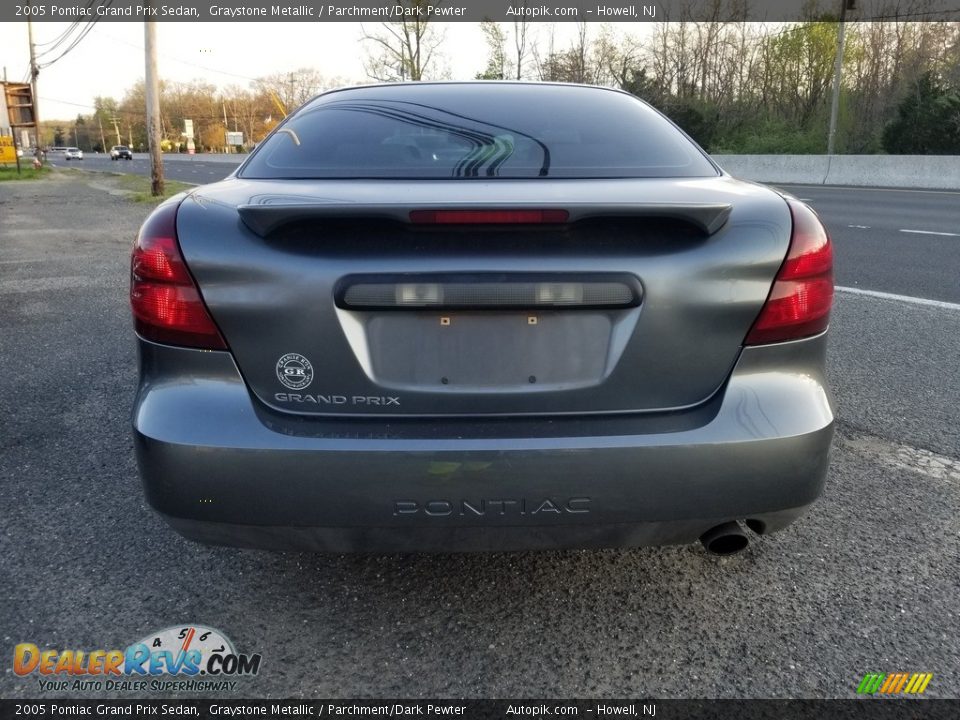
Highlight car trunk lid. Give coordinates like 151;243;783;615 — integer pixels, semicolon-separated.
175;176;791;417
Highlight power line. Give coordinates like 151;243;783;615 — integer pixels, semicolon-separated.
98;31;262;83
35;1;110;69
34;1;100;59
867;8;960;20
38;20;100;69
34;22;81;51
39;96;97;110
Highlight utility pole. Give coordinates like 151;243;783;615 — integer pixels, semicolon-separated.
222;98;229;153
827;0;853;155
27;14;41;158
111;116;122;146
4;66;23;175
144;13;164;196
97;115;106;153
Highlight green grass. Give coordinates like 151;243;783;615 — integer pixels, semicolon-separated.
110;172;193;202
1;163;190;203
0;164;52;181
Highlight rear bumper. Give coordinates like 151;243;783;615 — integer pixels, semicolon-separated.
133;334;834;552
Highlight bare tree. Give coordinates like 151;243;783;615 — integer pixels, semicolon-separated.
362;1;446;81
513;12;531;80
570;21;590;83
253;68;338;115
532;23;557;80
591;24;637;87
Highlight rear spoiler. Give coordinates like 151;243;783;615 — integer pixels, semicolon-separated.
237;202;732;238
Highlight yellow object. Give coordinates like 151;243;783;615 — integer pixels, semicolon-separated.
0;136;17;164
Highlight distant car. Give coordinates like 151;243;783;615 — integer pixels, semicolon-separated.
111;145;133;160
131;82;835;556
64;147;83;161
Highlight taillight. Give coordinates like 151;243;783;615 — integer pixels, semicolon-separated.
409;209;569;224
745;199;834;345
130;201;227;349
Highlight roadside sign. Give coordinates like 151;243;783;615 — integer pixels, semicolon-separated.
3;83;35;127
226;131;243;145
0;135;17;164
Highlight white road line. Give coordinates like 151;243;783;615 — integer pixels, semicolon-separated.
836;286;960;311
847;224;871;229
899;229;960;237
887;443;960;482
845;434;960;483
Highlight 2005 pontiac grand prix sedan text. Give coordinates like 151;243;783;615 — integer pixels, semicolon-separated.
130;82;835;555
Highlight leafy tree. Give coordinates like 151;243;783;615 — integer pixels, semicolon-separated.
761;22;839;128
72;114;93;151
883;73;960;154
476;20;510;80
659;99;719;151
620;67;663;104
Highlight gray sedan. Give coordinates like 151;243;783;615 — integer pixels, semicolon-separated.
130;82;834;555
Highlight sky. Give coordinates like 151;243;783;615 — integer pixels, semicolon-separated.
1;21;620;122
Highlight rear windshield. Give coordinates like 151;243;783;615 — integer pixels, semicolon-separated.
240;85;717;180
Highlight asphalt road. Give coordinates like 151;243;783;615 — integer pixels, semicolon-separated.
0;172;958;700
777;184;960;304
53;153;237;187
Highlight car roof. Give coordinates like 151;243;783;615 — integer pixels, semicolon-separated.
301;80;634;112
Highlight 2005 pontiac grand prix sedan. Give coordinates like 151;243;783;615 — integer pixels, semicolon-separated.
131;82;834;555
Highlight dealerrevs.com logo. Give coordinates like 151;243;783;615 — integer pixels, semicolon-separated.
13;625;262;693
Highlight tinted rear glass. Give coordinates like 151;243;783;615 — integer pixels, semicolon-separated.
240;84;717;180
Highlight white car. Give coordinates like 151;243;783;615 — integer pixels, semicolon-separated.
64;147;84;161
110;145;133;160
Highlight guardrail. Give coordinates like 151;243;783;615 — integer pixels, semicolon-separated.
157;152;960;190
712;154;960;190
